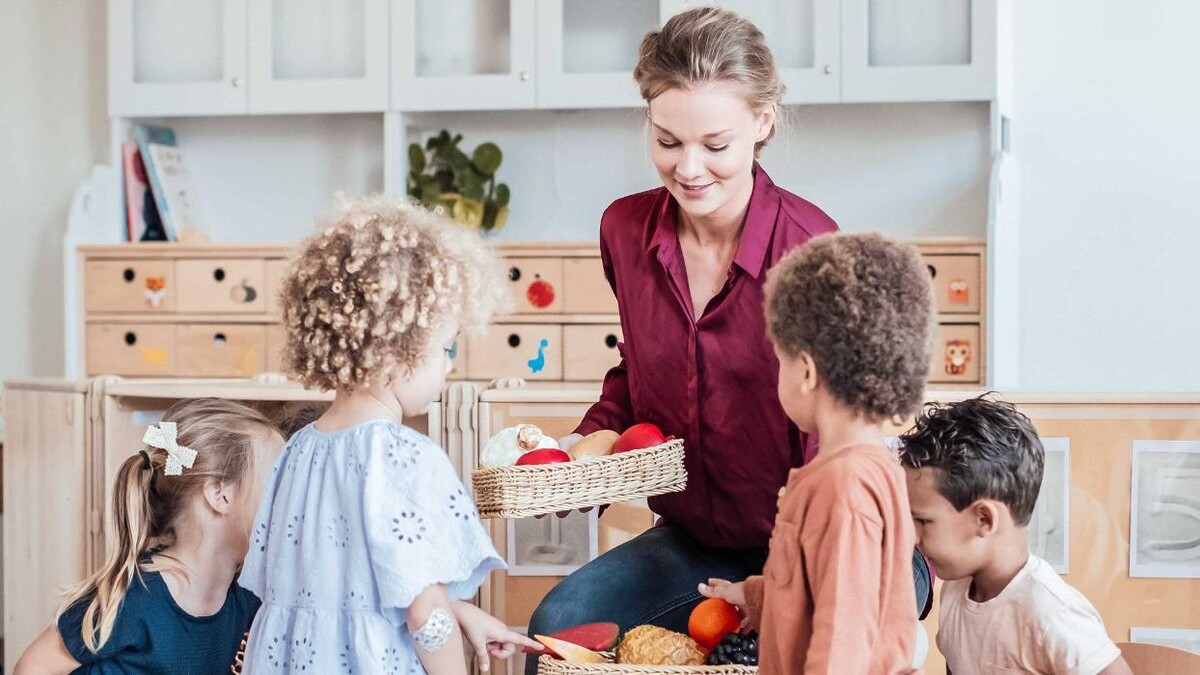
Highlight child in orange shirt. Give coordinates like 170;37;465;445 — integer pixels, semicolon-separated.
701;233;934;674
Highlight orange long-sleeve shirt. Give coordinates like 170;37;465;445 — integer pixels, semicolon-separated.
744;444;917;675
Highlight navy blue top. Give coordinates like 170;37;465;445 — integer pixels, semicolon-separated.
58;570;259;674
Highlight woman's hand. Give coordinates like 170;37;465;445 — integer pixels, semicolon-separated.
557;433;584;454
698;579;747;610
453;601;543;671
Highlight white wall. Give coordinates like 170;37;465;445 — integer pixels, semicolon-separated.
0;1;107;384
1013;0;1200;390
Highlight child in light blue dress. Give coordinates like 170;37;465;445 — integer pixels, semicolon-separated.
240;195;535;674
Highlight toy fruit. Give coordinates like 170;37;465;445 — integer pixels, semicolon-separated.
688;598;742;650
515;448;571;466
612;423;667;454
480;424;558;468
523;622;619;655
705;629;758;666
534;635;607;663
615;625;705;666
569;429;620;460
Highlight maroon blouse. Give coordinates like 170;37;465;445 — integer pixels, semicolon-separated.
575;165;839;551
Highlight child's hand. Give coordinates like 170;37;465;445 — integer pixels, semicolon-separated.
698;579;747;610
452;602;543;671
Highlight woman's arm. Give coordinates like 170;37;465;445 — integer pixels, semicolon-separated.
573;230;635;437
408;585;468;675
14;625;82;675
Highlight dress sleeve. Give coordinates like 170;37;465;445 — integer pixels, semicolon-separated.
56;590;147;664
363;428;504;612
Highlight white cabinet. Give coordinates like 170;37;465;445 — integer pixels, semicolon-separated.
841;0;997;102
248;0;389;113
390;0;537;111
665;0;841;104
535;0;677;109
109;0;248;116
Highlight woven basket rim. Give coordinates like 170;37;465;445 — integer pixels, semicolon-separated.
472;439;684;477
535;652;757;673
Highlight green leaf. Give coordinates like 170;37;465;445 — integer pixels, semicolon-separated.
416;175;441;204
472;142;503;177
494;183;511;207
457;169;485;201
408;143;426;174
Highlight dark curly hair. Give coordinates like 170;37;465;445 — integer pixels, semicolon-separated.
898;394;1045;526
765;232;935;421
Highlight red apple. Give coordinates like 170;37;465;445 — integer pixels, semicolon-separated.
612;423;668;453
516;448;571;466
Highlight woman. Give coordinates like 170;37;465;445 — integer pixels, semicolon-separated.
527;8;930;670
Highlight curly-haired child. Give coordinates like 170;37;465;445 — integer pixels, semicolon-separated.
239;195;540;674
701;233;935;673
14;399;285;674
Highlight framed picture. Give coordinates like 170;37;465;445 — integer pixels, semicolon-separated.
1129;627;1200;655
1028;437;1070;573
506;509;599;576
1130;440;1200;578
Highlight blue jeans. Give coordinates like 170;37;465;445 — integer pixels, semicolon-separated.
524;524;931;675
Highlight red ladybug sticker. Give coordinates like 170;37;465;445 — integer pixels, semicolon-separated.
527;279;555;309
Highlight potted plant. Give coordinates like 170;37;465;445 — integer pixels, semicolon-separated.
407;130;510;232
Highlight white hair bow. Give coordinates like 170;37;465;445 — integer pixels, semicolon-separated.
143;422;197;476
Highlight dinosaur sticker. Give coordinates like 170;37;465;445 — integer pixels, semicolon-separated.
527;338;550;374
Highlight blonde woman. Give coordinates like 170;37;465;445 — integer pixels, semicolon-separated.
14;399;285;674
528;9;931;670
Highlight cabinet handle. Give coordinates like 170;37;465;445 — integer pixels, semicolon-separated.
124;332;137;346
231;76;242;88
604;334;619;349
123;268;136;282
213;267;226;282
508;266;522;282
926;264;937;279
823;65;833;75
519;71;531;82
507;334;521;348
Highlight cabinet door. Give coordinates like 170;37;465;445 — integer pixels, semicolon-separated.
108;0;248;116
247;0;389;113
391;0;537;111
535;0;675;109
664;0;840;104
841;0;996;102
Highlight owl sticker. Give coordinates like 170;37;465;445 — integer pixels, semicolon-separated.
948;279;969;305
945;339;972;376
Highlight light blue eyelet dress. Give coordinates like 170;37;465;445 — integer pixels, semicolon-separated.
239;420;503;674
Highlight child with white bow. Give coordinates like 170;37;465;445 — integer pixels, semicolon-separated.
15;398;285;674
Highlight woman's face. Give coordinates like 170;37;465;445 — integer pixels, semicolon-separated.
648;82;774;224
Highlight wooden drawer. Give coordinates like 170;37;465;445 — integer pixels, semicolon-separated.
505;258;563;314
176;324;267;377
265;259;289;315
265;323;286;373
563;258;617;314
84;260;175;313
86;323;175;376
176;259;267;314
929;323;981;384
924;254;981;314
466;324;562;381
563;324;622;381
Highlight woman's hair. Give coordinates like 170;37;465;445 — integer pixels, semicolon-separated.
280;194;510;392
765;233;936;421
634;6;784;155
57;398;276;652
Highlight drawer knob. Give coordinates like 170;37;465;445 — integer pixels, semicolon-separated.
123;268;135;282
124;332;137;346
213;333;228;346
508;267;521;282
926;264;937;279
604;334;618;348
507;334;521;348
213;267;226;282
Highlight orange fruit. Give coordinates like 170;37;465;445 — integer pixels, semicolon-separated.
688;598;741;650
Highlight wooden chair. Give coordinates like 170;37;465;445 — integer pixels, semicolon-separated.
1116;641;1200;675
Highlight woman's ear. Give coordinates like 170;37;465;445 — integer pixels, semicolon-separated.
204;480;234;516
756;104;777;143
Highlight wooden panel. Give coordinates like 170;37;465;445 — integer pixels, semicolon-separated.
505;257;564;314
562;257;617;314
3;388;88;671
86;323;176;376
929;323;981;384
562;324;622;381
84;259;175;313
265;323;286;374
466;325;563;381
446;335;467;381
175;324;267;377
175;259;267;314
264;259;289;316
924;254;981;314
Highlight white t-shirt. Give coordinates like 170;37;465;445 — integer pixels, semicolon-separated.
938;554;1121;675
